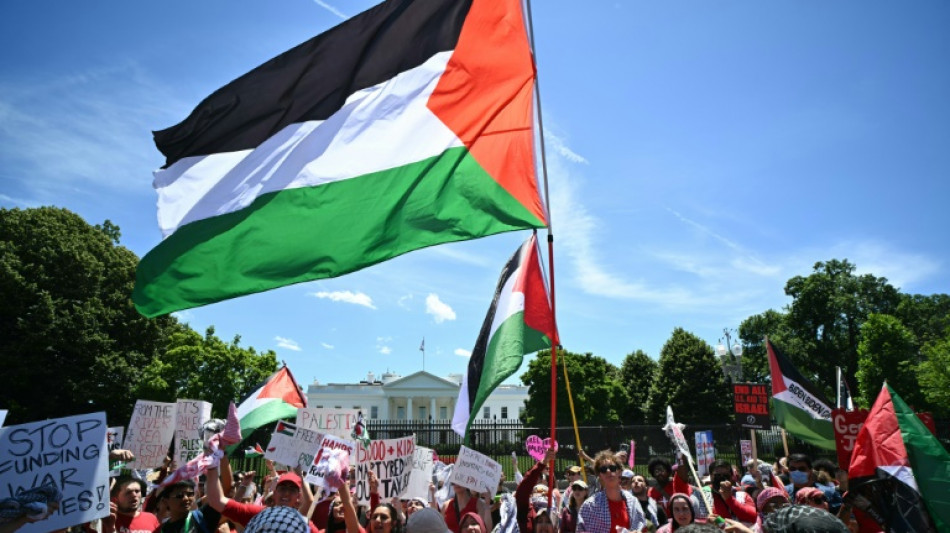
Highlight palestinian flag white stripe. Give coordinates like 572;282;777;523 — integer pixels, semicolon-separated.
154;52;459;237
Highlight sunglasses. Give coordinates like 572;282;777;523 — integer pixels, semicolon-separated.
171;492;195;499
598;465;620;473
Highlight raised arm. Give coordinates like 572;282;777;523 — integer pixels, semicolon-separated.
205;462;230;512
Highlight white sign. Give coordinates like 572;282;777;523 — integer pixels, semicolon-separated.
353;436;415;504
694;431;715;477
0;410;7;427
265;420;323;470
305;434;355;489
0;412;111;532
175;399;212;466
449;445;502;496
106;427;125;476
740;440;753;467
296;408;359;439
124;400;176;469
404;446;435;500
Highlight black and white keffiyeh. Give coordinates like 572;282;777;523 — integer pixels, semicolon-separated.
244;506;310;533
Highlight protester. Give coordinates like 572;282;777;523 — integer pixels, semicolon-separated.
558;480;587;533
810;460;839;488
762;505;849;533
368;504;402;533
441;484;491;533
630;474;665;530
406;508;450;533
242;505;310;533
783;454;842;514
561;466;584;509
753;488;789;533
155;480;222;533
656;494;694;533
647;458;676;511
457;512;486;533
793;488;828;511
102;476;160;533
515;447;557;533
576;450;645;533
619;469;635;494
708;460;756;524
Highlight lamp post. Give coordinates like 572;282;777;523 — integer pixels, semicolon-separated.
716;328;743;382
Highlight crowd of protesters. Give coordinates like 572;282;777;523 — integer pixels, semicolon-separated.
2;439;871;533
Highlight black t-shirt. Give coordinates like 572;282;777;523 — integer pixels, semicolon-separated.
156;505;222;533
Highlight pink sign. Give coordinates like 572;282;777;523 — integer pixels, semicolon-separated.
525;435;558;461
629;440;635;468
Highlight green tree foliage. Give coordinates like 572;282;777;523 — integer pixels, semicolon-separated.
783;259;900;401
855;314;919;408
0;207;178;424
645;328;732;424
894;293;950;350
521;349;627;426
618;350;657;424
918;329;950;416
738;310;799;383
133;326;279;416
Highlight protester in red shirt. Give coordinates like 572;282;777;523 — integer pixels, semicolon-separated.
102;477;161;533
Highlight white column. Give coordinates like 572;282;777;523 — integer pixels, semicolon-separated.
431;398;437;420
407;397;413;421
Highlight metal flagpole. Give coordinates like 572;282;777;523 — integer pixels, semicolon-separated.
561;355;588;483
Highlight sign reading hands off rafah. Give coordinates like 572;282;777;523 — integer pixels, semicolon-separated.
449;445;502;496
0;412;110;533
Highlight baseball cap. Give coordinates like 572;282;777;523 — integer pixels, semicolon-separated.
566;466;582;474
276;472;302;489
571;480;588;490
621;469;634;479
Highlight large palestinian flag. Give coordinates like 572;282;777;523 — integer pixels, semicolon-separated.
849;384;950;532
236;366;307;439
452;234;555;439
133;0;547;317
766;339;835;450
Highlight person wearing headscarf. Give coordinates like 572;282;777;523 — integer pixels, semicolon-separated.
762;505;849;533
656;494;694;533
753;488;789;533
458;512;486;533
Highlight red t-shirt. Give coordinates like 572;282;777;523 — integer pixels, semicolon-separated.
222;501;320;533
115;512;161;533
608;498;629;533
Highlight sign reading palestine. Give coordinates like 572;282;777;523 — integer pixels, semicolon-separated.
733;383;771;430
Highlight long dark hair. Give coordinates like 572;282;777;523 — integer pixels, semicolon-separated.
668;493;695;531
370;503;403;533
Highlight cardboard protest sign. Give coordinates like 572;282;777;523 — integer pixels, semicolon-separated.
694;431;715;477
0;412;110;532
124;400;176;469
449;445;502;496
106;426;125;476
305;434;355;489
353;435;415;504
265;420;323;470
739;440;753;467
733;383;771;430
296;408;359;439
404;445;435;500
175;399;212;465
524;435;557;462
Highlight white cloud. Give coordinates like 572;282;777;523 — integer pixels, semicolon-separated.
311;290;376;309
545;130;588;164
397;294;413;310
312;0;348;20
275;336;302;351
321;342;334;350
379;346;392;355
455;348;471;358
425;293;456;323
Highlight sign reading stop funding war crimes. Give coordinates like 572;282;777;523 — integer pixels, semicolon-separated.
0;412;110;532
265;420;323;470
296;408;359;439
733;383;771;430
404;445;435;500
124;400;176;469
353;436;415;505
305;434;355;490
449;445;502;496
175;399;212;465
694;431;715;477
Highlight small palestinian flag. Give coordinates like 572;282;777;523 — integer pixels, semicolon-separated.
351;411;370;447
236;366;307;439
244;443;264;458
848;384;950;532
133;0;546;318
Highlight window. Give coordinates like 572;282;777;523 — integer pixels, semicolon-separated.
370;406;379;419
501;406;508;419
397;406;406;420
440;406;448;420
418;406;426;420
483;406;490;419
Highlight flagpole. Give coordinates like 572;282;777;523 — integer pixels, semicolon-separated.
561;354;588;483
524;0;560;507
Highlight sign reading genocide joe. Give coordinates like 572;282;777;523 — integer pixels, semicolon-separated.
733;383;771;430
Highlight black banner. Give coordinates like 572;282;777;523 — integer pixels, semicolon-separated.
733;383;771;430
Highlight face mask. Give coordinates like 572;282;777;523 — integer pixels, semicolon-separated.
789;470;809;485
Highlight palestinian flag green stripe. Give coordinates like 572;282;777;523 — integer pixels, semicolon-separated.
134;146;543;317
239;401;299;439
771;398;836;450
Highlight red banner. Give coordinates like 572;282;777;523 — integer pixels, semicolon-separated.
833;408;936;469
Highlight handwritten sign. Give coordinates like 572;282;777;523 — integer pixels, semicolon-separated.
265;420;323;470
124;400;176;469
733;383;771;430
404;445;435;500
354;436;415;504
0;412;110;532
524;435;558;462
305;434;355;489
296;408;359;439
175;399;211;465
694;431;715;477
739;440;753;467
449;445;502;496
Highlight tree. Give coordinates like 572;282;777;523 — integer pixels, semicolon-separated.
918;329;950;417
0;207;178;425
645;328;732;424
894;293;950;350
738;310;795;383
618;350;657;424
520;349;627;427
855;314;919;408
133;325;279;416
783;259;900;401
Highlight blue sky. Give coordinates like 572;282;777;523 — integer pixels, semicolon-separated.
2;1;948;389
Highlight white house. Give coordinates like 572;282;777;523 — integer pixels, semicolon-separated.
306;370;527;421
